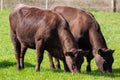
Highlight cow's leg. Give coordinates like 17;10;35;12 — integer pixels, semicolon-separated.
20;44;27;69
14;42;21;70
11;31;21;70
48;52;55;69
86;57;91;72
62;59;70;72
86;54;93;72
55;58;61;69
35;39;44;72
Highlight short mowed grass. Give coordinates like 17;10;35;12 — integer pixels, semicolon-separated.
0;9;120;80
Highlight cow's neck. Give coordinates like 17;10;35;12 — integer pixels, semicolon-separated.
58;27;78;53
91;33;107;49
89;22;108;50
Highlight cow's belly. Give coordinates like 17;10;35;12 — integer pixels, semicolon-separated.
16;26;38;49
17;34;36;49
22;38;36;49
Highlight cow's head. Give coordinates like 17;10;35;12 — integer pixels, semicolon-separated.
93;48;114;73
65;49;88;73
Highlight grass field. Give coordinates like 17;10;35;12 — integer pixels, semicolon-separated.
0;9;120;80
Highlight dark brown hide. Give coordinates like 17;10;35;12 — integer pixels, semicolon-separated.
49;6;114;73
9;4;85;73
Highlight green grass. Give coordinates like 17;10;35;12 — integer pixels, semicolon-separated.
0;10;120;80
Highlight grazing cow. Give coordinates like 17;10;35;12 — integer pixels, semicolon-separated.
49;6;115;73
9;4;87;73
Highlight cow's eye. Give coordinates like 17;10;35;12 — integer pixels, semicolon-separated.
72;64;76;69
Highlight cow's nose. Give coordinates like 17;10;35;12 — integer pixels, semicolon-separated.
106;70;112;74
72;69;79;73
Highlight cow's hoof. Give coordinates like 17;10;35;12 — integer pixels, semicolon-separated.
35;67;40;72
50;64;55;69
17;67;21;71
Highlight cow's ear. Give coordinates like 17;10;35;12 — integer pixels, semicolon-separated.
105;49;115;54
77;49;90;56
111;49;115;54
65;52;74;58
83;50;90;56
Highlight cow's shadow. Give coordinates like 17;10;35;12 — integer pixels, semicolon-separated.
0;60;35;69
40;67;64;73
83;68;120;78
0;60;16;68
0;60;64;73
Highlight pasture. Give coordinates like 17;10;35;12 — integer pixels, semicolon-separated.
0;9;120;80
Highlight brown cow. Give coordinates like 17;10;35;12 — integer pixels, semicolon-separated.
9;4;87;73
49;6;114;73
